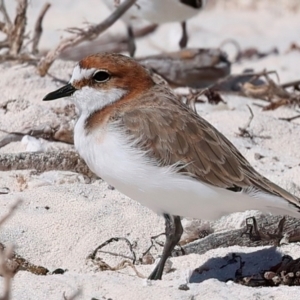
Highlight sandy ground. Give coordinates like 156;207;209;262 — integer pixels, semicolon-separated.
1;1;300;299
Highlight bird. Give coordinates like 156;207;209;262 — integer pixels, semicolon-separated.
43;53;300;280
103;0;207;56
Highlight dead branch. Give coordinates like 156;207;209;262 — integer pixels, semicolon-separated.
0;0;51;61
241;79;289;102
31;3;51;55
280;79;300;90
241;216;286;244
138;48;230;89
60;24;158;61
183;214;300;256
236;70;300;110
0;151;95;178
37;0;137;76
279;114;300;122
9;0;27;56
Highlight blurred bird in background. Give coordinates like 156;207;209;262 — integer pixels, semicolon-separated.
103;0;207;56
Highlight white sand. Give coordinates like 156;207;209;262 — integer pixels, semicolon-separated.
1;1;300;299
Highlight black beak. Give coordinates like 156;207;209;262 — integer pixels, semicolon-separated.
43;83;77;101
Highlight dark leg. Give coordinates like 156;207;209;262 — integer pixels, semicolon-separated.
127;25;136;57
148;214;183;280
179;21;188;48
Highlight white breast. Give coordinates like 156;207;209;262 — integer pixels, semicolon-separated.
74;117;300;220
103;0;204;24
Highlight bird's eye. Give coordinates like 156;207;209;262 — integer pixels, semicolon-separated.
93;71;110;82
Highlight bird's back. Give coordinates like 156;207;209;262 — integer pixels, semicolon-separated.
114;84;300;219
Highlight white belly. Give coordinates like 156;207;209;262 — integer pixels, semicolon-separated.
103;0;201;24
74;117;300;220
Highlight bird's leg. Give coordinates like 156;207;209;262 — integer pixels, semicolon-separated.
148;214;183;280
179;21;188;48
127;25;136;57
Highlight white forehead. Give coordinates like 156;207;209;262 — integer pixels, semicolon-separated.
70;64;96;83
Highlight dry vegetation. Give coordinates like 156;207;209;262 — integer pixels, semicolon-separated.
0;0;50;62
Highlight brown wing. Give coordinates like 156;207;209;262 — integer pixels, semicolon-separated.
118;86;300;206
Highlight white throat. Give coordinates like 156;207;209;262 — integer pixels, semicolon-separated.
69;64;126;115
71;87;126;116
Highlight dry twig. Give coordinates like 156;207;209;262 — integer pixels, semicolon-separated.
0;0;50;61
88;237;137;263
240;71;300;110
236;105;270;140
60;24;158;61
281;79;300;90
237;105;254;138
184;215;300;255
37;0;137;76
9;0;27;56
31;3;51;55
279;114;300;122
87;237;147;278
90;257;146;278
241;216;286;245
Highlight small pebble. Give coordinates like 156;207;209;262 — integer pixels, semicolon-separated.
52;268;66;275
0;187;10;194
254;153;264;160
178;284;189;291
